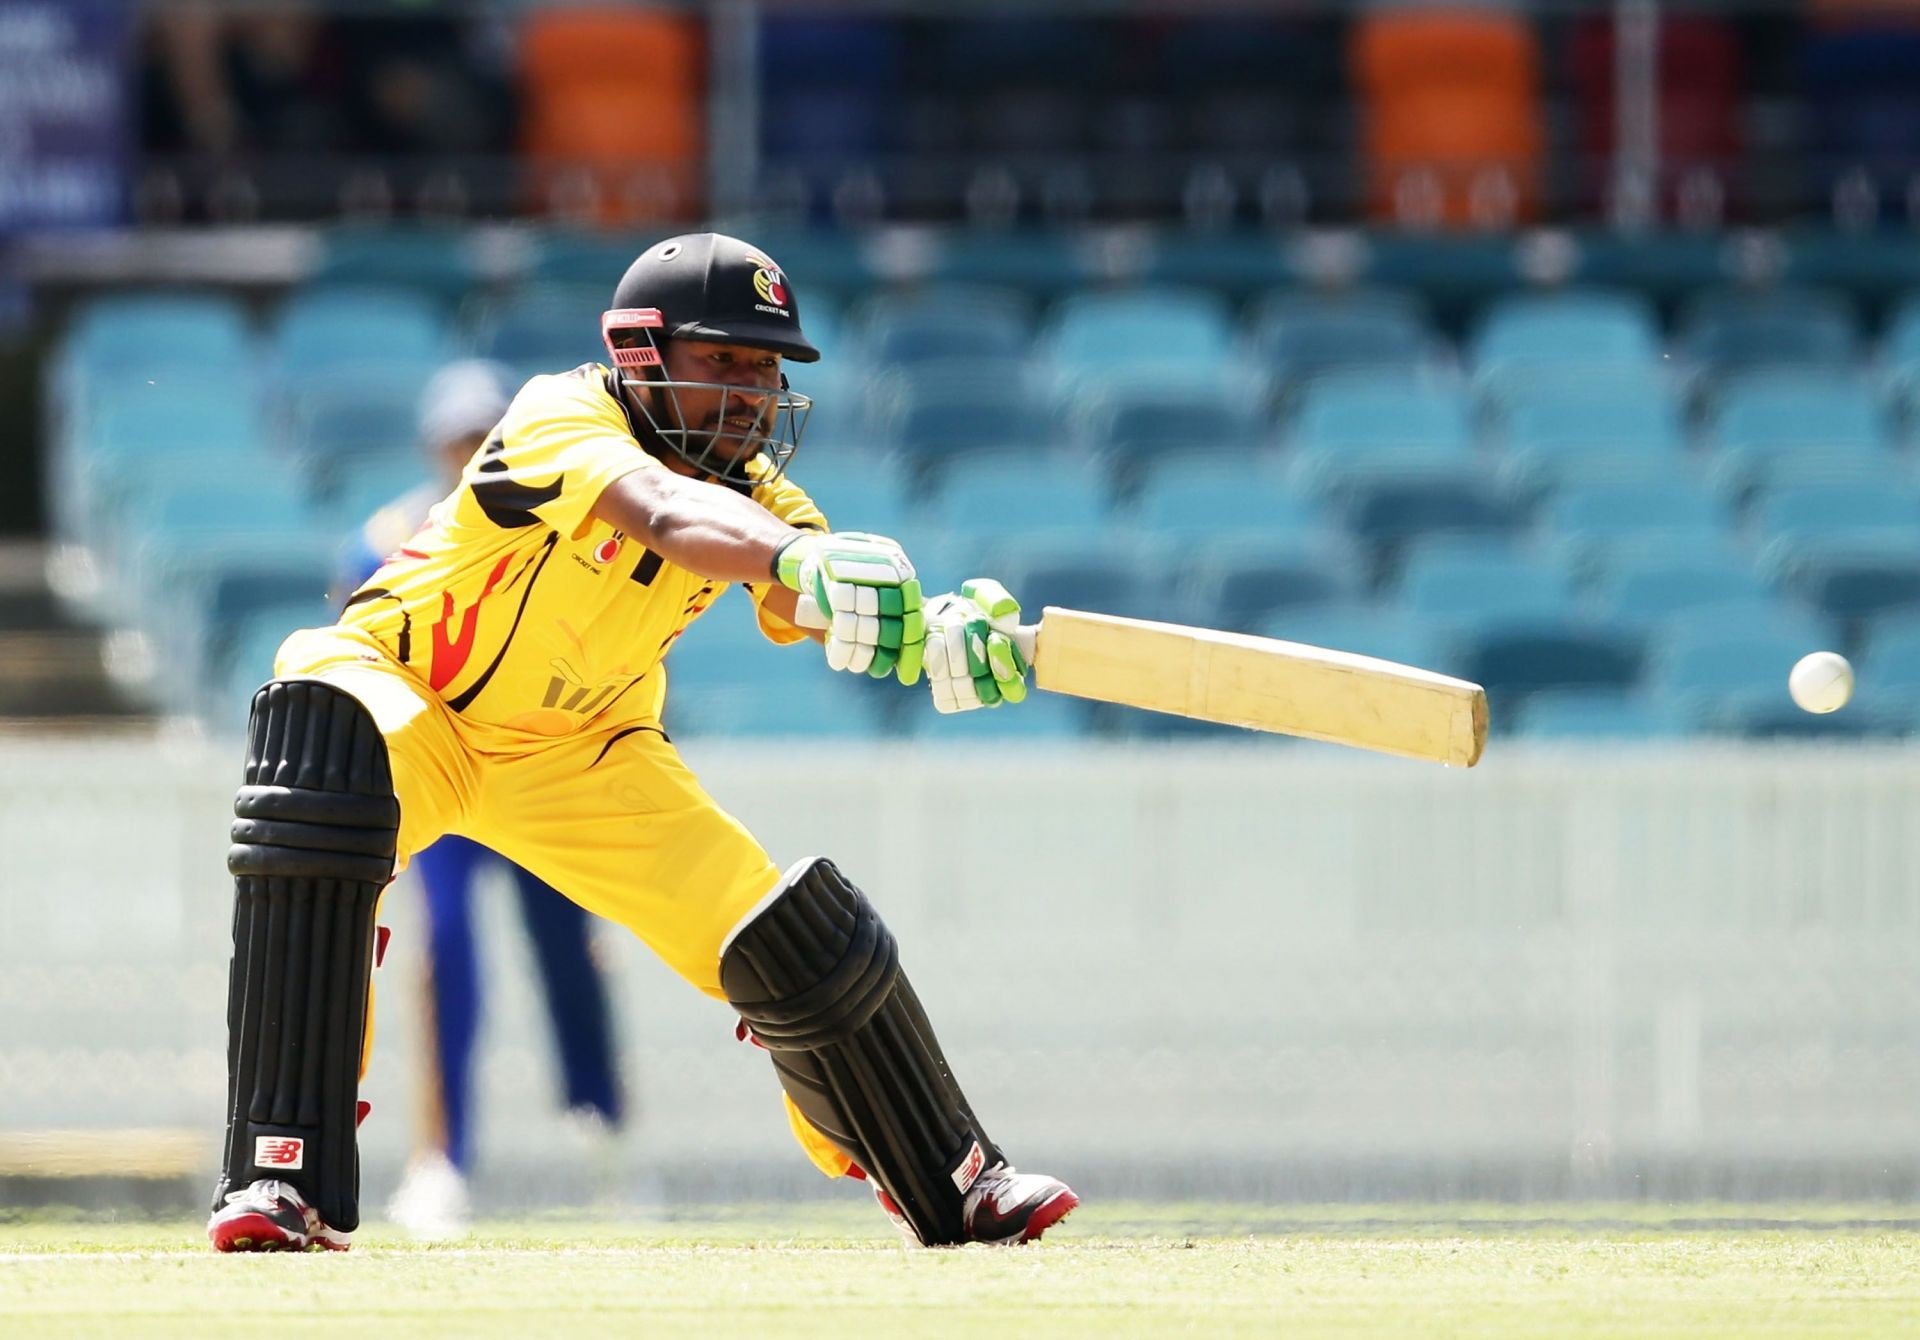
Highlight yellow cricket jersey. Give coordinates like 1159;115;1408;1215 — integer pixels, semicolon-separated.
338;364;824;743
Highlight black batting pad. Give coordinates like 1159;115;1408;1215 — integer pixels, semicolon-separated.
215;680;397;1233
721;858;999;1246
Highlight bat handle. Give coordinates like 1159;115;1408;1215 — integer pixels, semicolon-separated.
1012;624;1039;666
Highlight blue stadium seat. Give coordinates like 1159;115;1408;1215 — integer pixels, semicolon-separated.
925;232;1097;297
464;284;606;380
1291;373;1472;457
60;292;254;388
1075;383;1269;474
1678;286;1861;374
1247;289;1434;387
1258;604;1459;675
288;366;437;470
991;535;1174;623
276;286;450;375
1713;372;1889;454
1651;621;1835;731
871;359;1054;471
790;451;913;536
1042;286;1236;390
1592;554;1772;633
1547;480;1729;565
1180;535;1359;630
525;230;667;286
1517;690;1690;740
1857;616;1920;725
1502;392;1684;457
1396;545;1638;702
322;459;439;530
1134;457;1324;543
83;377;264;459
311;227;482;303
1766;531;1920;623
849;285;1034;368
1501;447;1701;503
1471;288;1661;369
1396;546;1578;627
925;451;1112;545
1140;234;1292;298
1754;485;1920;545
1729;450;1912;495
1337;461;1513;550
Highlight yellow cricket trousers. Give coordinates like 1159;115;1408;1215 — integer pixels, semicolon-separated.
273;625;852;1177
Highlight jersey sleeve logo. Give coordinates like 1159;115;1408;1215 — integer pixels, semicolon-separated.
470;428;564;529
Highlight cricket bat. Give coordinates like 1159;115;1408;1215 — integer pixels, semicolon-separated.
1010;607;1486;768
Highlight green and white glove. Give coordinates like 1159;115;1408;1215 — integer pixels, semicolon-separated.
923;578;1029;713
774;530;926;682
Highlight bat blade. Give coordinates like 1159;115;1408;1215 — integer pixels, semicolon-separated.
1017;607;1486;767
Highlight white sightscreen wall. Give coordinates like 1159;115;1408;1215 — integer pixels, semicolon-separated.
2;734;1918;1203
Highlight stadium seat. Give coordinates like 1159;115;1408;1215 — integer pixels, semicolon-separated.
926;451;1112;546
1678;286;1861;374
464;284;607;381
1501;391;1684;457
1140;234;1293;298
1547;479;1729;567
525;230;666;286
1766;531;1920;623
790;451;912;536
1857;616;1920;724
1651;622;1831;729
1337;461;1515;551
1258;603;1459;675
1754;485;1920;546
1517;690;1690;740
1291;373;1473;457
1179;536;1360;631
848;285;1034;368
310;227;483;303
1471;288;1661;369
287;366;439;472
1247;288;1435;389
1074;383;1269;480
276;287;450;375
870;359;1055;473
1133;457;1324;543
1591;554;1772;632
1042;286;1237;391
59;291;254;389
1396;545;1578;626
990;535;1175;623
924;232;1099;296
1712;373;1889;460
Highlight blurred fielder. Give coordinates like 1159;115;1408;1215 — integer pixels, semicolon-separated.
333;360;625;1237
210;232;1072;1251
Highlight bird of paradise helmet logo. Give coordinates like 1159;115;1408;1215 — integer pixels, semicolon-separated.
745;251;788;308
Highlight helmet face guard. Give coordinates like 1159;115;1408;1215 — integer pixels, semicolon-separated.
601;307;812;488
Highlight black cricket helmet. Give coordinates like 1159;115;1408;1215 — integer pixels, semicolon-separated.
601;232;817;485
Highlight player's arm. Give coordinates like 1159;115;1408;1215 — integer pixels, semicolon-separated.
592;469;921;679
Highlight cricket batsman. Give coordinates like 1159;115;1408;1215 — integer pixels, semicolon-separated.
208;232;1076;1251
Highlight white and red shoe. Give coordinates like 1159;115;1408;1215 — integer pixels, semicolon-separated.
207;1179;351;1253
960;1163;1078;1245
856;1161;1078;1246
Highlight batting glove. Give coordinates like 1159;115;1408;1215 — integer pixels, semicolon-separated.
924;578;1029;713
774;531;926;683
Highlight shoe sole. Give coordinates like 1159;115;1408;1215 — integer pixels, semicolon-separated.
208;1210;303;1253
1017;1188;1079;1244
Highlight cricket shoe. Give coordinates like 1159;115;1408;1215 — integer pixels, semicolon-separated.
208;1179;351;1253
960;1163;1078;1245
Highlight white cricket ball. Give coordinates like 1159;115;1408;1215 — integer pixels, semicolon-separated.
1788;651;1854;714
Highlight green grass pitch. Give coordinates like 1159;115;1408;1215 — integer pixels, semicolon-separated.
3;1203;1917;1339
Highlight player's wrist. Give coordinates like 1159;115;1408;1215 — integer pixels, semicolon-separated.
772;531;816;590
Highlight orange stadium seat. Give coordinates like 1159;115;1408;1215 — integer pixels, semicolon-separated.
1352;10;1544;228
520;7;704;223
